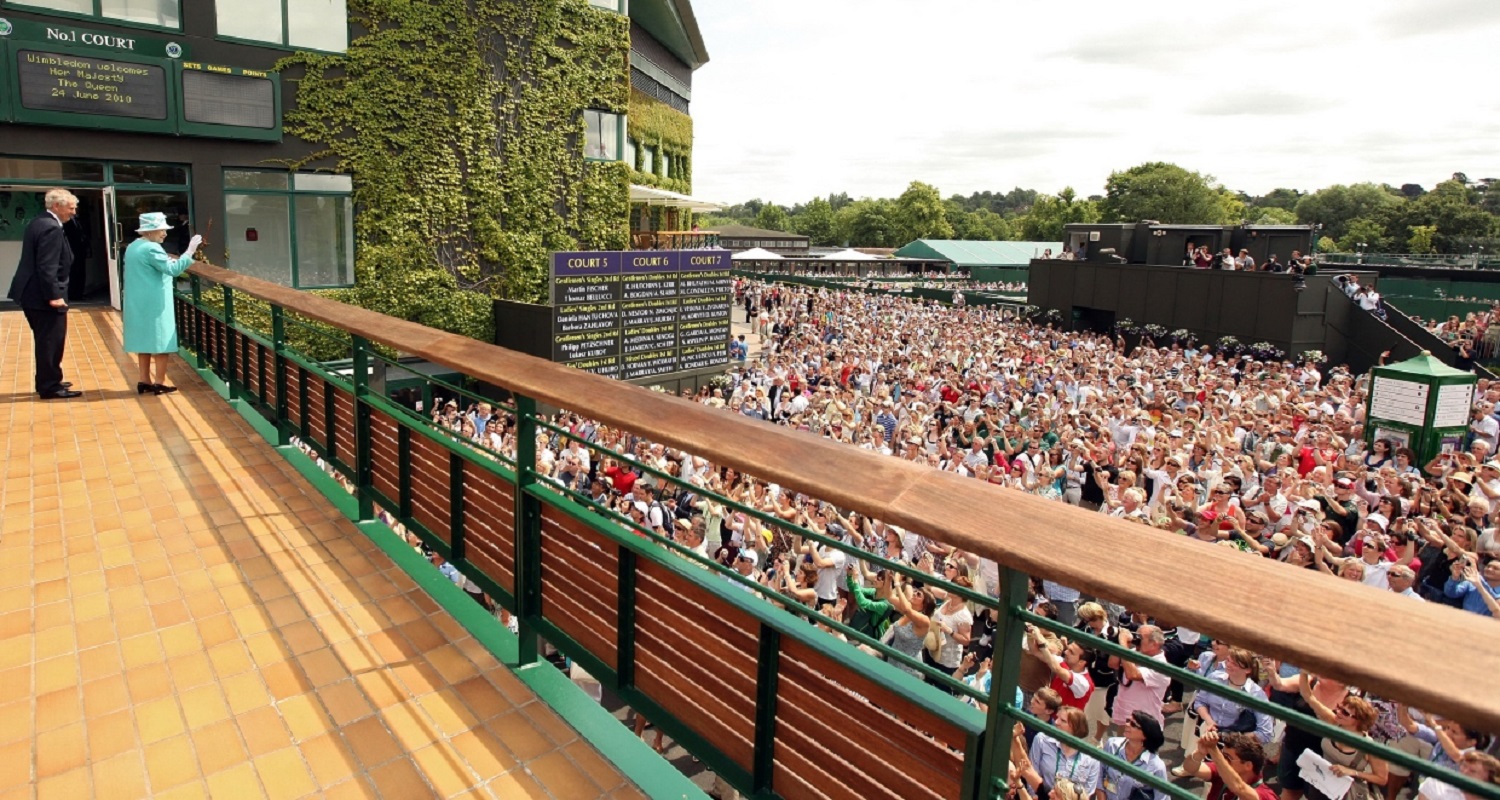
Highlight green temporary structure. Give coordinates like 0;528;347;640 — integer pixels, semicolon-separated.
892;240;1061;282
1364;352;1477;463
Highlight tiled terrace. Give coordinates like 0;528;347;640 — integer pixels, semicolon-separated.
0;308;640;799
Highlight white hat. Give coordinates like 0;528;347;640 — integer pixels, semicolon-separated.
1365;513;1389;531
136;212;173;233
737;550;759;568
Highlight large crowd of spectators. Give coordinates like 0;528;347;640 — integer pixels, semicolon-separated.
414;279;1498;800
1421;306;1500;363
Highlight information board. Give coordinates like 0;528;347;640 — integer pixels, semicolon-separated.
1433;383;1475;429
1370;376;1429;427
550;249;730;379
16;49;167;120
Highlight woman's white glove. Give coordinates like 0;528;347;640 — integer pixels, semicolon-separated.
184;234;204;259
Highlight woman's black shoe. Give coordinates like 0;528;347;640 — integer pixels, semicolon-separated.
153;384;179;395
137;382;153;394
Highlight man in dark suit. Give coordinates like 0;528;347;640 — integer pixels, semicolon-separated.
7;188;81;399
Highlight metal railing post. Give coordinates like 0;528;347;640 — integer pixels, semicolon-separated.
190;275;206;369
513;394;542;665
352;336;374;521
222;285;237;401
751;624;782;794
271;306;289;446
449;452;466;564
976;568;1030;800
616;547;636;690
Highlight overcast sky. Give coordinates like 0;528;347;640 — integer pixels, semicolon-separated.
687;0;1500;205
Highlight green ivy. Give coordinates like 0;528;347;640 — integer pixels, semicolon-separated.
627;88;694;194
277;0;631;340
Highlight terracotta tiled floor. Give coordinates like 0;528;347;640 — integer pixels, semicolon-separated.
0;308;642;800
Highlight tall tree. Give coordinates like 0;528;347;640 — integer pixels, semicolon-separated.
1098;162;1235;224
1020;188;1100;241
835;199;898;247
1252;188;1303;211
1293;183;1402;241
892;181;954;245
793;197;838;246
1250;207;1298;225
754;204;791;232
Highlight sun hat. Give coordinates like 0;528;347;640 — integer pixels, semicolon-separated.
136;212;173;233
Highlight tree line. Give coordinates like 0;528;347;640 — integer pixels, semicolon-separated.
700;163;1500;255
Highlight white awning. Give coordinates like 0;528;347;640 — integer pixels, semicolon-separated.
629;184;725;212
731;247;783;260
822;248;878;260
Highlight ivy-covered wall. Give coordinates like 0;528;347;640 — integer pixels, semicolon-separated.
627;88;693;195
278;0;632;341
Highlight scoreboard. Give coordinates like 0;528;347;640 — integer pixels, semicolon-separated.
549;249;731;379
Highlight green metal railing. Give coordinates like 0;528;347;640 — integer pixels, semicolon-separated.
174;265;1500;800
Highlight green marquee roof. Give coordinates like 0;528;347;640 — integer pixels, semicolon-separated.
893;240;1063;268
1378;352;1476;379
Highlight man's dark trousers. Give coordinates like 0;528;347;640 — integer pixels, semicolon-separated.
22;306;67;395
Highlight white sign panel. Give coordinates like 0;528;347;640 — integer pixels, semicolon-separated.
1370;376;1428;426
1433;383;1475;428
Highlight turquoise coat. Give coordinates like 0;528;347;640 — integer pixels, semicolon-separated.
122;239;194;354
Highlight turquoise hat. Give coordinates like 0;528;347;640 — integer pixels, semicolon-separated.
136;212;173;233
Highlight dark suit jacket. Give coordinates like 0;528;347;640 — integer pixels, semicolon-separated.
7;213;73;309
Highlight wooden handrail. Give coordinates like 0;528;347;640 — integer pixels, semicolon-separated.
188;263;1500;733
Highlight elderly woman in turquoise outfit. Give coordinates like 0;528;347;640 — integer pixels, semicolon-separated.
122;212;201;395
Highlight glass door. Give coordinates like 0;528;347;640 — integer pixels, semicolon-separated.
103;186;122;310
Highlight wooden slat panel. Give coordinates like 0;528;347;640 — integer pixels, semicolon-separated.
369;412;400;504
284;367;303;428
772;697;950;800
634;624;754;722
187;262;1500;732
775;674;963;789
462;470;515;592
542;584;616;665
330;386;355;461
633;647;754;773
780;637;967;754
634;591;757;682
636;566;759;653
304;378;328;450
407;435;451;543
540;534;616;605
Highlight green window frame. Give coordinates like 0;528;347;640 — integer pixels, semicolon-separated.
583;109;624;162
214;0;349;54
585;0;626;13
222;169;355;290
1;0;182;31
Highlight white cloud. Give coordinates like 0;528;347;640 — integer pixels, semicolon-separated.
686;0;1500;204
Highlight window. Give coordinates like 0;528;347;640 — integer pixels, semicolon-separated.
583;109;622;161
0;158;105;183
659;151;671;178
587;0;624;12
640;145;654;174
223;169;354;288
7;0;180;27
216;0;348;52
624;138;637;171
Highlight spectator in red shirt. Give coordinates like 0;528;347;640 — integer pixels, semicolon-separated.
1180;731;1278;800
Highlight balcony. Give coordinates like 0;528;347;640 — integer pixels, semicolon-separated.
168;263;1500;799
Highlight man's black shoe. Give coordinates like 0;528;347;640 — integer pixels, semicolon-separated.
40;389;82;399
